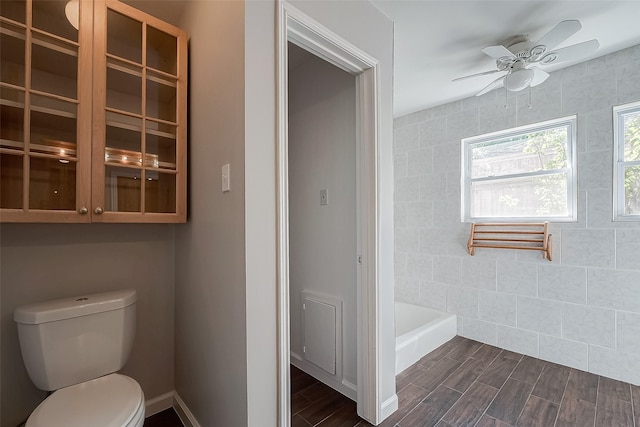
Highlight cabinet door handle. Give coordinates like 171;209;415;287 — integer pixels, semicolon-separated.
79;207;88;214
94;207;104;215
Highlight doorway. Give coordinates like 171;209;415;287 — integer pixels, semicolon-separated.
276;3;388;425
287;41;358;402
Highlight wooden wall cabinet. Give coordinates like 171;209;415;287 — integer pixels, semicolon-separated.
0;0;187;223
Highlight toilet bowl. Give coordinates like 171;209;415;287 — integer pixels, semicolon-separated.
26;374;145;427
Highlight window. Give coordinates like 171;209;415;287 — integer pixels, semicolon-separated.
462;116;577;222
614;101;640;221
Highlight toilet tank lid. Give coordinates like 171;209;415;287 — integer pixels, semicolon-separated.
14;289;137;325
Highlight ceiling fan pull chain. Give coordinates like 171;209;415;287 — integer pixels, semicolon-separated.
504;85;508;109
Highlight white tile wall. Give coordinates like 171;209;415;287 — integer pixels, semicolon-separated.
478;290;516;326
497;260;537;296
562;303;616;348
462;317;498;345
616;311;640;354
538;335;588;371
497;325;539;357
394;45;640;386
517;297;563;336
538;264;586;304
447;285;479;318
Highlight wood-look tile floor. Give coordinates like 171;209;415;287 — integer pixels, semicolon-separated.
292;336;640;427
144;408;184;427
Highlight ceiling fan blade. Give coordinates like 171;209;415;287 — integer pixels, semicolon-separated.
535;20;582;51
453;69;502;82
530;68;550;87
541;39;600;65
476;75;504;96
481;45;515;60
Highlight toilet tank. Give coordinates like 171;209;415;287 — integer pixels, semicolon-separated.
14;289;137;391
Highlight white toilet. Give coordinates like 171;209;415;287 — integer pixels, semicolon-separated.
14;289;145;427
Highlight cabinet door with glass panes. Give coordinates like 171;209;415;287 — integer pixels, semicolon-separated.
1;0;92;222
0;0;187;223
92;0;186;223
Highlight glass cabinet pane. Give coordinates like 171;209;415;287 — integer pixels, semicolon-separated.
31;36;78;99
104;165;141;212
145;172;175;213
1;23;26;86
145;131;176;170
1;154;23;208
107;9;141;63
32;0;78;43
106;62;142;114
1;87;25;150
146;26;177;75
105;112;142;166
146;73;176;122
30;95;76;156
29;156;76;210
0;0;26;23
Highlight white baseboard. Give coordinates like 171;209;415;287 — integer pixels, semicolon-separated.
145;391;174;417
379;393;399;423
173;392;201;427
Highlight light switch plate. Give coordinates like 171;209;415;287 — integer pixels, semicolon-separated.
320;189;328;206
222;163;230;192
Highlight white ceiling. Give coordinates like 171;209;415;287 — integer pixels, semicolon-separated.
370;1;640;117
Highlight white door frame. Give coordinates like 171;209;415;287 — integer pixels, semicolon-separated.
276;2;382;425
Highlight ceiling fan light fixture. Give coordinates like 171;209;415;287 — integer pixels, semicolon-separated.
505;68;535;92
65;0;79;30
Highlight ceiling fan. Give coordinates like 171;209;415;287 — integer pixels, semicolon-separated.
454;20;600;96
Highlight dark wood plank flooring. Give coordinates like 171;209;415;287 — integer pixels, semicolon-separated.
292;336;640;427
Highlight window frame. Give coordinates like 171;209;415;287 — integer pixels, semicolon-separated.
461;115;578;223
613;101;640;221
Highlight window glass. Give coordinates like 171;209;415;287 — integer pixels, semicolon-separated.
614;102;640;220
462;116;577;221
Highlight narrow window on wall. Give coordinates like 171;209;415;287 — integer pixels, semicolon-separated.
462;116;577;222
614;101;640;221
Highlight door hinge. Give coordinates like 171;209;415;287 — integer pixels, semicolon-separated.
357;255;362;264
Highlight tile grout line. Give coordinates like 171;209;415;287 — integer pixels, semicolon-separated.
632;385;637;427
593;376;601;427
552;368;573;426
513;377;537;426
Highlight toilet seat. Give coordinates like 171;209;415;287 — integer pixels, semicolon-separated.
27;373;145;427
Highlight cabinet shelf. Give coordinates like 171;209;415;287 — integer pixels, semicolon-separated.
1;142;24;155
104;146;176;170
32;104;76;119
0;139;78;162
1;98;77;119
105;53;178;80
0;15;26;28
1;24;79;57
105;110;177;140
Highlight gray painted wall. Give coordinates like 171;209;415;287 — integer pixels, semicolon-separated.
0;224;175;427
174;1;248;425
288;45;358;390
393;44;640;385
